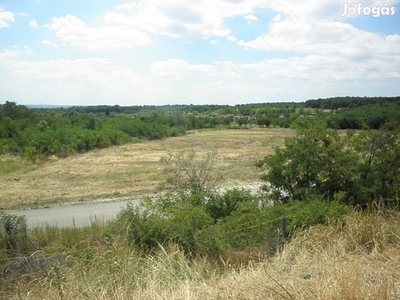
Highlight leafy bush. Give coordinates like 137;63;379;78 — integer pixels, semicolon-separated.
111;190;352;258
204;188;255;221
0;212;28;256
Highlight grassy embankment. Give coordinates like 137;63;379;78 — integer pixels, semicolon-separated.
1;209;399;299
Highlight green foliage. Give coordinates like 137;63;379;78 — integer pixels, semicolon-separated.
351;126;400;206
0;102;187;158
213;201;270;250
258;118;400;206
2;98;399;159
214;199;351;251
111;189;352;258
22;146;41;164
0;212;28;255
205;188;255;221
108;141;355;258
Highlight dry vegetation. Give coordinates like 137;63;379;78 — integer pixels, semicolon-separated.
0;128;291;209
1;127;400;299
4;210;400;300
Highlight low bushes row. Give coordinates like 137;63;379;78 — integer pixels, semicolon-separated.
110;189;352;258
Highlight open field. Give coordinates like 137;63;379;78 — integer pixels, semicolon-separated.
0;128;293;209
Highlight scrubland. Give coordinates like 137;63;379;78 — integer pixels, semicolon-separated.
1;128;399;299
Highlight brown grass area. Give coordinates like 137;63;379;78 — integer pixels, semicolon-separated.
7;210;400;299
0;128;292;209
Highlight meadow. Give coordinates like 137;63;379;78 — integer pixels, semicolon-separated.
0;128;291;209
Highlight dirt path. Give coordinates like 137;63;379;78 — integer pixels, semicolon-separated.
7;197;140;228
7;184;263;228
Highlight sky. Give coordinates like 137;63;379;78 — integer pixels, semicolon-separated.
0;0;399;106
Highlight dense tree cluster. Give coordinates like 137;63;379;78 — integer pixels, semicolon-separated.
257;118;400;207
0;101;186;160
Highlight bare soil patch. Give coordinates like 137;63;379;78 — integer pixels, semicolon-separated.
0;128;293;209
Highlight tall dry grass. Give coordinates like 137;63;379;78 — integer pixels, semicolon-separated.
4;209;399;300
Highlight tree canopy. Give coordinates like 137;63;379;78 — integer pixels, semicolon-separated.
257;118;400;207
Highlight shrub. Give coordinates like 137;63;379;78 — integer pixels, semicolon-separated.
112;191;352;258
0;212;28;256
160;148;220;200
205;188;255;221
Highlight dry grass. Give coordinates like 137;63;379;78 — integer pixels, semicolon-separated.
5;210;400;299
0;128;292;209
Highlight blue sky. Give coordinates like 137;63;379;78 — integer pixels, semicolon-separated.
0;0;399;106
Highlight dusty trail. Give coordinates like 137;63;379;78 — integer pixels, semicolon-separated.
7;197;140;228
7;185;262;228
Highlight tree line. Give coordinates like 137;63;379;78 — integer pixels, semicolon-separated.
0;101;186;161
1;96;399;160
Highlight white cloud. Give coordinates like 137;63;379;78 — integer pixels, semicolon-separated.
0;49;19;60
44;14;152;50
2;0;399;105
209;39;217;44
227;35;237;42
0;52;149;104
43;0;263;49
0;45;34;58
112;0;260;38
0;8;14;28
150;59;240;81
23;46;34;55
38;39;58;48
148;51;399;102
151;59;211;80
45;0;391;52
244;14;258;22
29;19;39;28
238;14;400;62
1;45;398;105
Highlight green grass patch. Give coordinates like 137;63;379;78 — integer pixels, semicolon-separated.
0;155;38;176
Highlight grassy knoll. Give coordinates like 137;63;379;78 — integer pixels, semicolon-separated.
0;128;292;209
1;209;399;299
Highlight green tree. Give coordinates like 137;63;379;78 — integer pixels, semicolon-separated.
352;126;400;206
257;119;359;204
0;117;19;138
